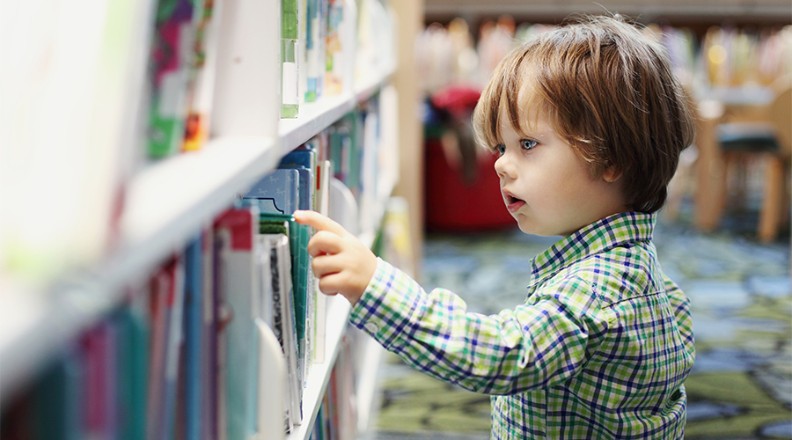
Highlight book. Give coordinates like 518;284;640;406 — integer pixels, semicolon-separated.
277;149;318;368
279;148;317;209
255;319;288;439
81;322;115;439
183;236;204;439
31;347;82;440
213;207;260;440
114;295;150;440
260;230;303;430
147;0;196;159
266;215;310;375
182;0;224;152
146;264;171;440
243;169;301;215
162;257;185;440
281;0;300;118
304;0;322;102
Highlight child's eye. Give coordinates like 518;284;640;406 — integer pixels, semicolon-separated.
520;139;537;151
493;144;506;156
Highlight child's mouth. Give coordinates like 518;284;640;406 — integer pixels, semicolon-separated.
504;193;526;212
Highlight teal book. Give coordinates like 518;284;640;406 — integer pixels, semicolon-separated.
115;303;149;440
260;214;309;415
32;348;82;440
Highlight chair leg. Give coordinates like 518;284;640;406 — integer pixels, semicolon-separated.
758;155;785;243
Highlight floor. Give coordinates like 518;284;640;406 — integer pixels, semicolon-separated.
361;203;792;439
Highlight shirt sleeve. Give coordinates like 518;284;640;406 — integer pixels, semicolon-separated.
348;258;609;395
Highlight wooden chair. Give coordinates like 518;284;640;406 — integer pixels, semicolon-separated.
699;77;791;243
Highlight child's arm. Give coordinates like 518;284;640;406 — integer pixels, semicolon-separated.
294;210;598;395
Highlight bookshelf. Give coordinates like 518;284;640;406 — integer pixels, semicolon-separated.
424;0;792;24
1;0;403;438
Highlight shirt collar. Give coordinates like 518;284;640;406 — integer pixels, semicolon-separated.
528;211;656;288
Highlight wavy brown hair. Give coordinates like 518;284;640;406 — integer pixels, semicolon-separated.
473;15;694;213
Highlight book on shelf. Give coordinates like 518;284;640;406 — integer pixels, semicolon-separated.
147;0;196;159
303;0;323;102
260;230;302;432
281;0;301;118
244;169;301;216
324;0;355;96
2;1;402;437
182;236;204;439
115;294;150;440
213;207;260;440
146;256;186;440
182;0;224;153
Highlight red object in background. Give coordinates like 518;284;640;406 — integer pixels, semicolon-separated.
424;137;515;231
431;86;482;119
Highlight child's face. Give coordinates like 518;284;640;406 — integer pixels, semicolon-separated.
493;106;626;236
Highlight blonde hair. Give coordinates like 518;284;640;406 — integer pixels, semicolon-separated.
473;15;694;213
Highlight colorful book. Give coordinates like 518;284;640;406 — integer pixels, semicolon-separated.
183;0;223;152
148;0;196;159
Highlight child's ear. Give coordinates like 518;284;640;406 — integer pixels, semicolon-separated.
602;165;622;183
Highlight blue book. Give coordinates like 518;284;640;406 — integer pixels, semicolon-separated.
279;149;316;211
243;169;300;215
183;236;203;440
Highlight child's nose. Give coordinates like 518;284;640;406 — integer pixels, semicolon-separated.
494;155;514;180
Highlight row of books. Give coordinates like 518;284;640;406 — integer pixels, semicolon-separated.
147;0;395;159
0;171;317;439
416;16;792;94
0;0;396;287
1;93;394;438
309;336;359;440
283;0;395;118
699;25;791;89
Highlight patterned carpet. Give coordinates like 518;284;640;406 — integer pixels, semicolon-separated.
363;207;792;439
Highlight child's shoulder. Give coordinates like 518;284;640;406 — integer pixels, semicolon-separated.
539;243;660;307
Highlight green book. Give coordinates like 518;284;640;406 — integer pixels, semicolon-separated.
281;0;300;118
260;214;309;383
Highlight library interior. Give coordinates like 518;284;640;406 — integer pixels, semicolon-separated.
1;0;790;439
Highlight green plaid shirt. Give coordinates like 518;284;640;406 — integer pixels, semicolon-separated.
349;211;695;439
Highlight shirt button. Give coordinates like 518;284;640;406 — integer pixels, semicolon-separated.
364;322;379;334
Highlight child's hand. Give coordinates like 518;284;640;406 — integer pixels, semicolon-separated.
293;210;377;305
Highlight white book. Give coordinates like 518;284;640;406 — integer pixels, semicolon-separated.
260;233;303;430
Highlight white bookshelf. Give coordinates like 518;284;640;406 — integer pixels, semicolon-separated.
0;66;395;408
0;5;402;440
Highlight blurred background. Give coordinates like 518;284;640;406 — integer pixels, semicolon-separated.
367;1;792;439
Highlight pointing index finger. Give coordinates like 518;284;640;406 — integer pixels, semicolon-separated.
293;210;348;236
